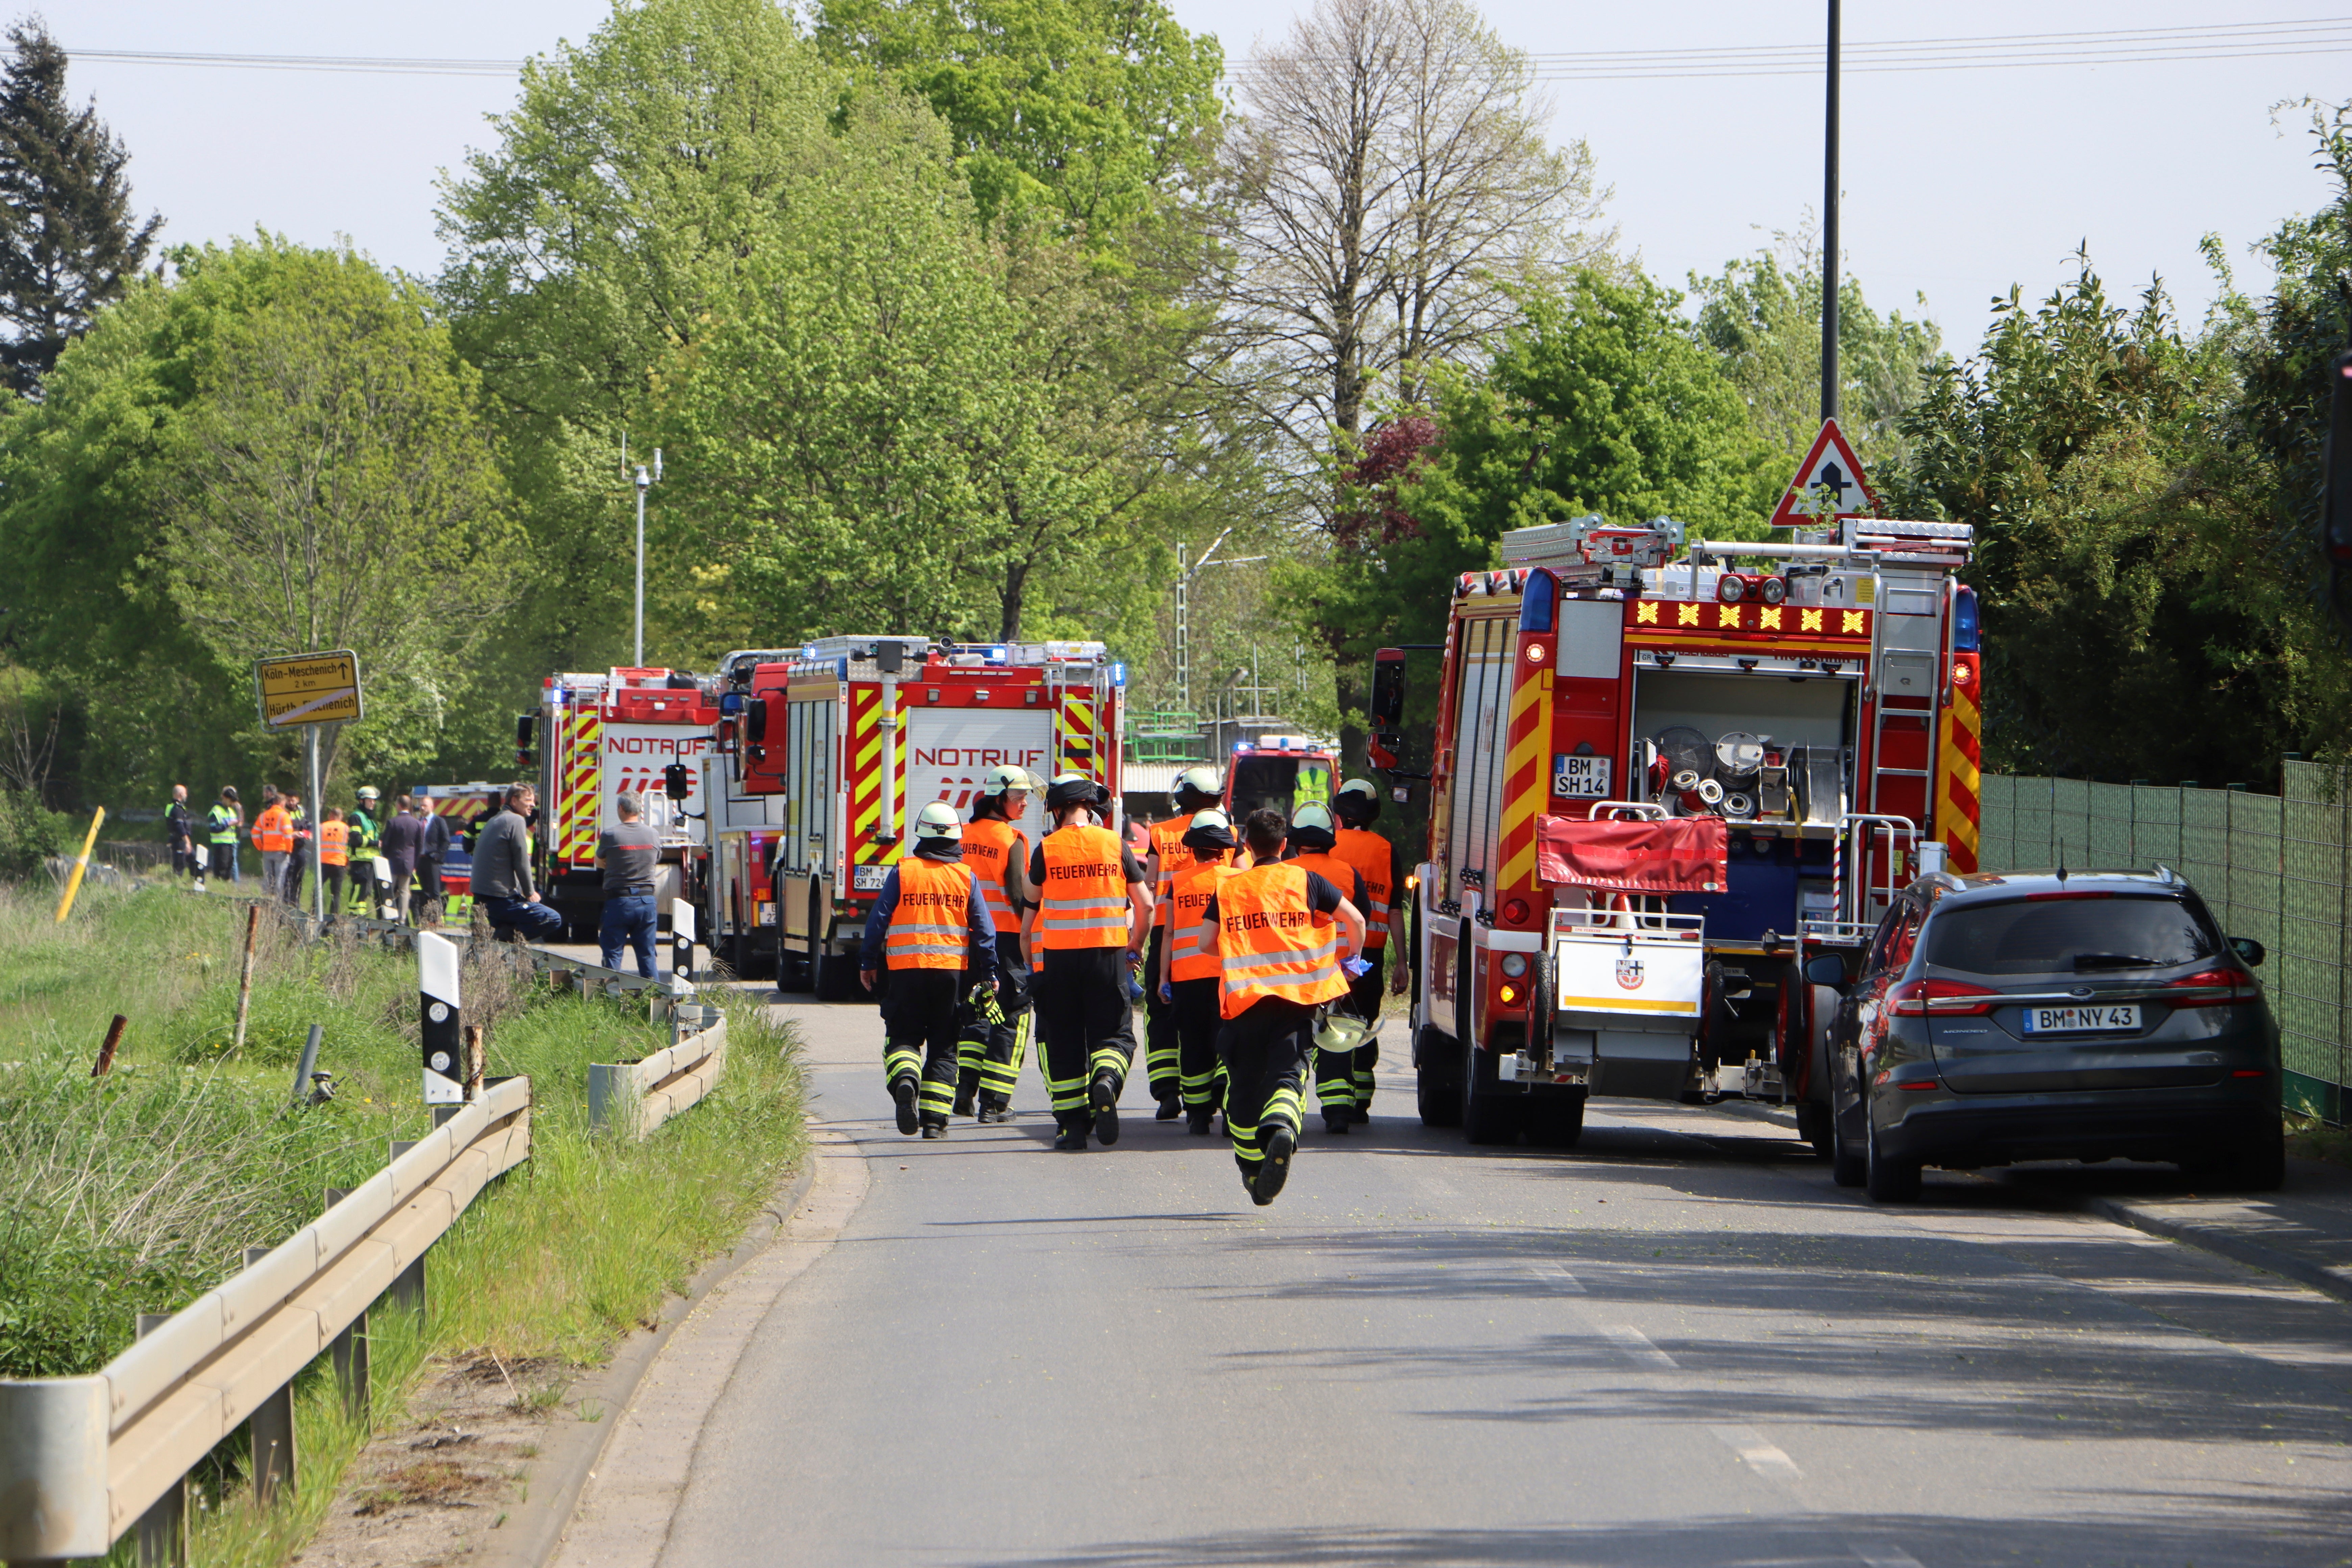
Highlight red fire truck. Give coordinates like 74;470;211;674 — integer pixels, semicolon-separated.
525;667;719;939
1222;734;1338;821
690;637;1124;993
1371;512;1981;1150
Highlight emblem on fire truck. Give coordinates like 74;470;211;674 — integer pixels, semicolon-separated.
1615;956;1645;990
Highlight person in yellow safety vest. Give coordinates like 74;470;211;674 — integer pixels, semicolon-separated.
1024;773;1151;1152
1154;808;1244;1135
318;809;349;922
346;786;385;916
860;801;998;1140
1140;765;1225;1121
1329;777;1410;1109
1209;808;1364;1206
954;766;1038;1123
1281;801;1375;1135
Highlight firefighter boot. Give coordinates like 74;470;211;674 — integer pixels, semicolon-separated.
1186;1106;1215;1135
920;1114;948;1140
1090;1073;1122;1146
1253;1123;1296;1207
1156;1087;1182;1121
1053;1113;1089;1152
1324;1108;1352;1135
891;1075;920;1136
953;1089;977;1118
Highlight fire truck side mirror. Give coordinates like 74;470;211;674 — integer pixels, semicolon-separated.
662;761;692;801
2325;350;2352;624
1368;649;1407;769
514;713;536;767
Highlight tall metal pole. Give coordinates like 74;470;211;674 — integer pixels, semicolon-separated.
1176;541;1191;714
1820;0;1841;424
633;466;649;668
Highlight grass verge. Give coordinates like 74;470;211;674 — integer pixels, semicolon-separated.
0;878;804;1565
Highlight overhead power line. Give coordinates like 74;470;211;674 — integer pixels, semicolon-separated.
63;16;2352;83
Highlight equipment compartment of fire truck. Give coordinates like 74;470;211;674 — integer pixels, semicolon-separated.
695;638;1122;996
1373;510;1981;1152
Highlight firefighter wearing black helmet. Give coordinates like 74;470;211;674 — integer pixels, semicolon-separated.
1140;764;1223;1120
1024;773;1151;1151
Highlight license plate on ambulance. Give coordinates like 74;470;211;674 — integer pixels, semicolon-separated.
2023;1004;2140;1034
1553;754;1612;799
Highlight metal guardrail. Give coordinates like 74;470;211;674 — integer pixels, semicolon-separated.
0;1077;533;1564
589;1008;728;1140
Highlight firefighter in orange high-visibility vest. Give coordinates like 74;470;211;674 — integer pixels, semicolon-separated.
1327;779;1410;1119
1025;773;1151;1152
1155;807;1243;1134
1210;808;1363;1206
861;801;997;1139
1281;800;1374;1135
955;765;1037;1123
1141;765;1223;1120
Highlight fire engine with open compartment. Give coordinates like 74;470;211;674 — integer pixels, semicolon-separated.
1370;512;1982;1150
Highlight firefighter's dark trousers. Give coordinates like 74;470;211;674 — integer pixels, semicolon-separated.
1219;997;1313;1181
882;967;963;1127
1171;975;1229;1112
1315;947;1385;1116
1036;946;1134;1133
1142;927;1179;1102
957;933;1031;1110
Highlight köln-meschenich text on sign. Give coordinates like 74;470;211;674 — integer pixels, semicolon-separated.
254;650;364;730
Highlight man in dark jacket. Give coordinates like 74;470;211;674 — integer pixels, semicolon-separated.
416;806;453;918
473;784;565;942
381;796;426;925
166;785;195;880
597;791;662;977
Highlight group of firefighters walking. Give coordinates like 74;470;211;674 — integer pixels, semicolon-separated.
862;765;1405;1207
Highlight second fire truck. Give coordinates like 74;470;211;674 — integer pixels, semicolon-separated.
690;638;1125;990
1373;512;1981;1151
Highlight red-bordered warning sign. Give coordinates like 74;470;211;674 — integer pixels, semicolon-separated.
1768;418;1880;528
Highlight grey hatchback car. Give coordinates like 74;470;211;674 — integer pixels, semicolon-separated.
1817;868;2284;1202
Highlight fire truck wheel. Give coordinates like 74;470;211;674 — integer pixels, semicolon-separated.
814;941;858;1002
1415;1026;1462;1127
1461;1038;1520;1146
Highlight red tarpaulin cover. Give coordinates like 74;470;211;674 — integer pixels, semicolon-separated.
1535;814;1728;896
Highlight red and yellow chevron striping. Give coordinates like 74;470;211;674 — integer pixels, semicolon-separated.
1059;689;1096;780
1936;652;1982;873
1496;659;1552;890
558;701;602;868
848;683;907;868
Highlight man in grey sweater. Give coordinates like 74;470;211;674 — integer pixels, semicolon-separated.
598;791;663;977
474;784;565;942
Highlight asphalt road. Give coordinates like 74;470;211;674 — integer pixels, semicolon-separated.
657;995;2352;1568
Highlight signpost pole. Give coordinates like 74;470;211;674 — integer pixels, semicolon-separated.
307;724;324;926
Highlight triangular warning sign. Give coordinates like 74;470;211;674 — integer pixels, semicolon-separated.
1768;418;1880;528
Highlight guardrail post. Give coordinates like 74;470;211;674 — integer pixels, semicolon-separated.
131;1315;186;1568
323;1189;368;1422
588;1063;618;1134
385;1141;427;1319
239;1248;296;1505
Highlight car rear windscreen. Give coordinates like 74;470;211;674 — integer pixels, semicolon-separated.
1921;896;2221;976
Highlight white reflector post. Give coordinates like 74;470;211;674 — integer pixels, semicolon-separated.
418;931;463;1104
671;897;695;989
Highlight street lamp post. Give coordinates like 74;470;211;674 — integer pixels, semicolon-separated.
632;448;662;668
1174;529;1267;714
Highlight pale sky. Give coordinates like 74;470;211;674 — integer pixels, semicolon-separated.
54;1;2352;356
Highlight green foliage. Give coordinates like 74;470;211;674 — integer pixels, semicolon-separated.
812;0;1223;245
0;19;162;395
0;787;68;878
1297;270;1779;665
1688;232;1943;476
0;238;514;803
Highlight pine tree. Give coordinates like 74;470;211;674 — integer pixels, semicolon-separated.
0;19;160;396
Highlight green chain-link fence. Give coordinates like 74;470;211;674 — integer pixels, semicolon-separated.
1979;765;2347;1124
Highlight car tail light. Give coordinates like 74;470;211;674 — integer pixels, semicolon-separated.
2164;969;2259;1007
1887;978;2000;1016
1502;898;1530;925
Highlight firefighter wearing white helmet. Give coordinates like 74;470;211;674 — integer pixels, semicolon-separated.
954;766;1039;1122
1326;777;1409;1120
1024;772;1150;1151
859;801;997;1139
1139;764;1225;1120
1154;807;1244;1133
1282;800;1375;1133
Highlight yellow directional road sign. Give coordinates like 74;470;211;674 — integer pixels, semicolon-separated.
255;650;363;730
